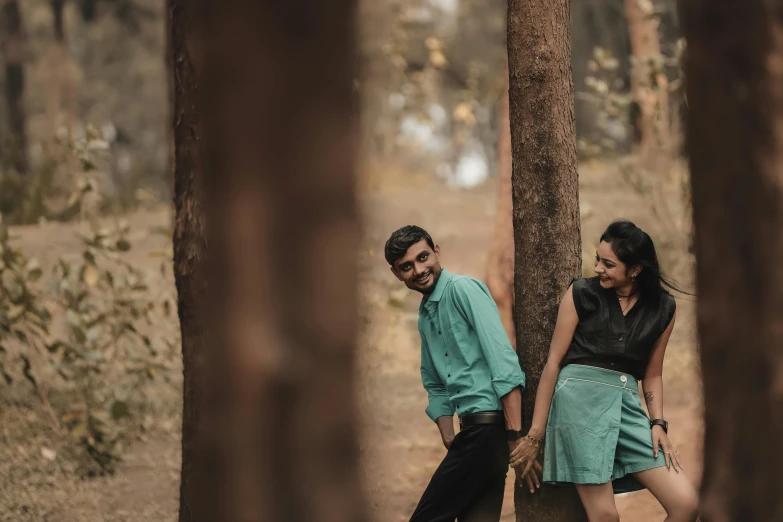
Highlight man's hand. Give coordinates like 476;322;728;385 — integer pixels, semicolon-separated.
508;440;541;493
436;416;456;451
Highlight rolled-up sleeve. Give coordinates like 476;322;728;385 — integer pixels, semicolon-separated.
420;333;455;422
452;279;526;398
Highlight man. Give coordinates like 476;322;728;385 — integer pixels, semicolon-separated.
384;225;541;522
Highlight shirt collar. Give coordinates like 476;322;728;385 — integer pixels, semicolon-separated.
420;268;452;313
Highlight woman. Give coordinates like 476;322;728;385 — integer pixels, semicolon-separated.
510;220;699;521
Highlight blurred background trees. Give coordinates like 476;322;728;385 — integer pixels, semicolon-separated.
0;0;686;220
0;1;699;520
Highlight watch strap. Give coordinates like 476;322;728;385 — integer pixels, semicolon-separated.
506;429;524;441
650;419;668;433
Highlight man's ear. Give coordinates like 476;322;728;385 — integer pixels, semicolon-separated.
390;265;404;282
434;244;441;260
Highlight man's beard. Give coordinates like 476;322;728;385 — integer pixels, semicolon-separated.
412;266;441;295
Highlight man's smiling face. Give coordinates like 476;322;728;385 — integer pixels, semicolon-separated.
390;239;442;295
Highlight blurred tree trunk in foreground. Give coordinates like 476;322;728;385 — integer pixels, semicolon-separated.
486;64;516;349
507;0;587;520
682;1;783;521
0;0;28;174
172;1;367;521
625;0;670;169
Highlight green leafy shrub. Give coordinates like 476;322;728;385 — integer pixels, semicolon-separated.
0;215;177;473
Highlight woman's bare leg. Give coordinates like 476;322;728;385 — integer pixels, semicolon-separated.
575;483;620;522
633;467;699;521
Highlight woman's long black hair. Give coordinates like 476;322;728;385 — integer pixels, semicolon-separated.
599;219;690;297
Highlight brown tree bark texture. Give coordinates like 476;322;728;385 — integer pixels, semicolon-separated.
174;1;367;522
682;2;783;521
1;0;28;174
507;0;586;520
486;68;516;349
170;1;208;521
624;0;669;167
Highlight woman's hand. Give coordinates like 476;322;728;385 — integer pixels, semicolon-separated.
652;425;683;472
509;436;543;482
508;440;541;493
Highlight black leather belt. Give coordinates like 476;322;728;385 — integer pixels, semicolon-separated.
459;411;505;429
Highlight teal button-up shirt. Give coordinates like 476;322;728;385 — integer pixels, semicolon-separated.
418;269;526;422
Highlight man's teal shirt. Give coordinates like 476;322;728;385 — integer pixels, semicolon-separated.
418;268;526;422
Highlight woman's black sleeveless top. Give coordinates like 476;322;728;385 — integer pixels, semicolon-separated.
561;276;676;380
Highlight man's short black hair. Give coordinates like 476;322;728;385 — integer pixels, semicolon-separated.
384;225;435;266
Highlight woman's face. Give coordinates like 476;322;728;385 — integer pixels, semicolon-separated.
594;240;639;290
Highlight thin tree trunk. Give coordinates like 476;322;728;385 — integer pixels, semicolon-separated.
486;65;516;349
682;1;783;521
52;0;65;43
80;0;97;22
170;1;208;521
1;0;28;174
507;0;586;520
625;0;669;169
174;1;367;521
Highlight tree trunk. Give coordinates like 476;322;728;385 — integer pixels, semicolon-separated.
486;65;516;349
170;1;208;521
624;0;669;168
0;0;28;174
52;0;65;43
682;2;783;521
507;0;587;520
173;1;367;521
80;0;97;22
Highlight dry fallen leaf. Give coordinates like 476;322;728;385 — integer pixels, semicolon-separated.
41;447;57;461
83;264;99;287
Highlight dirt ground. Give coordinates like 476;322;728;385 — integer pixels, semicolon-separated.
0;162;703;521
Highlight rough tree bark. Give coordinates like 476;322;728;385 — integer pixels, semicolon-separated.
682;1;783;521
0;0;28;174
625;0;669;166
507;0;587;520
170;2;208;521
173;1;367;521
486;66;516;349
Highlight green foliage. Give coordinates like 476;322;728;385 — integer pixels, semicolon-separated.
0;215;177;473
0;215;53;387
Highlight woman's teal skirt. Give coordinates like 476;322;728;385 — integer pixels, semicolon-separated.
543;364;666;494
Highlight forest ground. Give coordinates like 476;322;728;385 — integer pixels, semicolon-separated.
0;161;703;521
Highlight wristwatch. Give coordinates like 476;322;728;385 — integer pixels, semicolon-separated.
506;429;525;441
650;419;668;433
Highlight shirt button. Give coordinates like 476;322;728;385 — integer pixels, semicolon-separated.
448;374;451;377
619;336;624;342
620;375;628;383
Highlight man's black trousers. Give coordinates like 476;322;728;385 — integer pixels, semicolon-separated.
409;424;509;522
